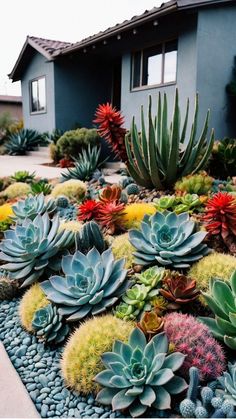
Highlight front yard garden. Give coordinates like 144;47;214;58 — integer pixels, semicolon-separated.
1;89;236;418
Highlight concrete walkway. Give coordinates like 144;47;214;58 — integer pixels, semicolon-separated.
0;342;40;418
0;147;62;179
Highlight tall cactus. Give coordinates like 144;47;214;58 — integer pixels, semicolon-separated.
125;89;214;190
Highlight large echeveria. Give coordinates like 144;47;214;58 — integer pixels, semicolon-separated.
32;303;69;344
41;247;128;322
12;193;56;222
95;328;187;417
129;211;211;268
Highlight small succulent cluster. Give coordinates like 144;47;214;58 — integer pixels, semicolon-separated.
164;312;226;381
209;138;236;179
137;310;164;340
41;247;128;322
200;270;236;350
10;170;36;183
11;193;56;222
154;194;202;214
129;210;211;268
56;195;78;220
159;271;200;308
0;213;74;287
180;367;235;418
217;362;236;406
115;267;165;320
95;328;188;418
212;178;236;194
94;103;127;162
31;180;52;196
32;303;70;345
175;172;213;195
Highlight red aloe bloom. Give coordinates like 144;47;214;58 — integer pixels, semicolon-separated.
78;200;101;222
94;103;127;162
203;192;236;240
97;201;125;234
160;273;200;306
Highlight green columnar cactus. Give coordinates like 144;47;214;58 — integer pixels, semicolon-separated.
41;247;128;322
125;89;214;189
12;193;56;222
129;210;211;268
0;213;74;287
95;329;187;417
76;221;106;254
32;303;70;344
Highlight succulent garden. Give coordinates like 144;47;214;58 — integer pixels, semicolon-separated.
1;89;236;418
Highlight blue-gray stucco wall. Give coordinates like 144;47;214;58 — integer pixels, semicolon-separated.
21;51;55;133
54;58;113;131
196;4;236;139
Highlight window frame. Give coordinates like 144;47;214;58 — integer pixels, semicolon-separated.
130;39;178;92
29;75;47;115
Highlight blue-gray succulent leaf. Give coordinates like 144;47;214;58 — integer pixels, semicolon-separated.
148;368;174;386
94;370;116;388
152;386;171;410
112;389;135;410
152;332;169;354
163;376;188;395
95;388;118;405
128;328;147;351
162;352;186;372
139;385;156;407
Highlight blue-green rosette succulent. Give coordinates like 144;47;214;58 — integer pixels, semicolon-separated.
129;211;211;268
11;193;56;222
40;247;128;322
0;213;74;287
95;328;187;418
32;303;70;345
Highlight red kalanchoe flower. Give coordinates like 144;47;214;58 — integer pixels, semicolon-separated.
97;201;125;234
93;103;127;162
203;192;236;240
78;200;101;222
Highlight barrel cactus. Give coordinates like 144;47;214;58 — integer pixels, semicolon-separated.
95;328;187;417
12;193;56;222
129;211;211;268
32;303;70;344
41;247;128;322
0;213;74;287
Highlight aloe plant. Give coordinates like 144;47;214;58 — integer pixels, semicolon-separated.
125;89;214;189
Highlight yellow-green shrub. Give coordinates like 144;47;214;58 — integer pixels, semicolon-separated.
111;233;135;269
2;182;31;199
51;179;86;201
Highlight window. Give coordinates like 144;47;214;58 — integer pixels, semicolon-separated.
30;76;46;113
131;40;178;89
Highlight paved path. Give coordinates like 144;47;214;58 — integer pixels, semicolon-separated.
0;342;40;418
0;148;62;179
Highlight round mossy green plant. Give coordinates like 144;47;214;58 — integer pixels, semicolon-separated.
189;252;236;292
51;179;87;201
111;233;135;269
2;182;31;199
19;283;49;331
61;314;134;394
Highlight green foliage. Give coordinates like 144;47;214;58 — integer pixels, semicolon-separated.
153;194;202;214
57;127;100;158
10;171;36;183
199;271;236;349
31;181;52;196
0;213;74;287
209;138;236;178
129;210;211;268
95;329;187;417
61;145;104;181
49;142;62;163
2;182;31;199
42;128;64;145
5;129;42;155
174;172;213;194
41;247;128;322
76;221;106;254
125;89;214;189
51;179;87;201
61;315;134;394
0;270;18;300
32;303;70;345
12;193;56;222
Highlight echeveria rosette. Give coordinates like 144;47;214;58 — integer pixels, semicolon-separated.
12;193;56;222
129;211;211;268
0;213;74;287
40;247;128;322
217;362;236;406
32;303;70;345
95;328;188;418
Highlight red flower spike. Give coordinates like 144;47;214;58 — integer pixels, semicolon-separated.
78;200;101;222
94;103;127;162
203;192;236;240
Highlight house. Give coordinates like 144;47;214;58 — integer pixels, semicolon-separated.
9;0;236;139
0;95;22;121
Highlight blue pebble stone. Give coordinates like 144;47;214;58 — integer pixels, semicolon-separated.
87;395;95;405
95;407;105;414
77;402;87;410
37;393;48;402
40;387;50;394
68;408;74;417
33;354;41;362
27;383;37;391
35;362;46;369
14;359;23;368
47;412;55;417
30;390;40;401
85;409;95;416
53;393;64;401
38;374;48;387
56;402;64;412
41;404;49;418
74;409;81;418
62;388;70;397
22;337;31;345
36;403;41;411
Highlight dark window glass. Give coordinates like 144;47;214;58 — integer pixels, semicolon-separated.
142;45;162;86
132;51;141;88
30;77;46;112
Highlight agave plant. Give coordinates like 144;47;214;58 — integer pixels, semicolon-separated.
95;328;187;417
10;170;36;183
199;270;236;350
31;181;52;196
129;211;211;268
32;303;70;344
40;247;128;322
5;129;42;155
125;89;214;189
61;145;105;181
11;193;56;222
0;213;74;287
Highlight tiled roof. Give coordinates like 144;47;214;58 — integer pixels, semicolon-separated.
29;36;72;57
